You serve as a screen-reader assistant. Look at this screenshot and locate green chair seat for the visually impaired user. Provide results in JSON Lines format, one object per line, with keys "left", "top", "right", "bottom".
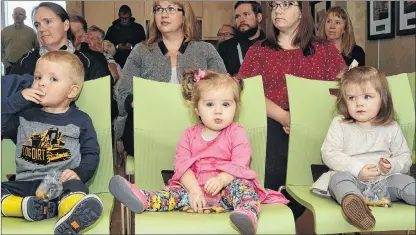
{"left": 1, "top": 193, "right": 113, "bottom": 234}
{"left": 135, "top": 204, "right": 294, "bottom": 234}
{"left": 287, "top": 186, "right": 416, "bottom": 234}
{"left": 131, "top": 76, "right": 295, "bottom": 234}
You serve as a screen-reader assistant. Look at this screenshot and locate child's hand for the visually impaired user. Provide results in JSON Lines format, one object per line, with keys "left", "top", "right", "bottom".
{"left": 60, "top": 169, "right": 80, "bottom": 183}
{"left": 378, "top": 158, "right": 392, "bottom": 174}
{"left": 204, "top": 177, "right": 224, "bottom": 196}
{"left": 359, "top": 164, "right": 380, "bottom": 182}
{"left": 189, "top": 189, "right": 207, "bottom": 212}
{"left": 21, "top": 88, "right": 45, "bottom": 104}
{"left": 35, "top": 188, "right": 47, "bottom": 199}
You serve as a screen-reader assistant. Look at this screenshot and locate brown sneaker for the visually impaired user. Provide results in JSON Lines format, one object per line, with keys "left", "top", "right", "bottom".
{"left": 341, "top": 194, "right": 376, "bottom": 230}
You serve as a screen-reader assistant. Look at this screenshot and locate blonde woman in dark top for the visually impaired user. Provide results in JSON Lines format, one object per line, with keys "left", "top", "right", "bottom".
{"left": 318, "top": 6, "right": 365, "bottom": 68}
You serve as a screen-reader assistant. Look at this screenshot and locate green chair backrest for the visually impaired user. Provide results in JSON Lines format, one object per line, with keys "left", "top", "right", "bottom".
{"left": 286, "top": 73, "right": 415, "bottom": 186}
{"left": 76, "top": 76, "right": 113, "bottom": 193}
{"left": 389, "top": 73, "right": 416, "bottom": 162}
{"left": 133, "top": 76, "right": 267, "bottom": 190}
{"left": 408, "top": 72, "right": 415, "bottom": 110}
{"left": 1, "top": 76, "right": 113, "bottom": 194}
{"left": 1, "top": 139, "right": 16, "bottom": 181}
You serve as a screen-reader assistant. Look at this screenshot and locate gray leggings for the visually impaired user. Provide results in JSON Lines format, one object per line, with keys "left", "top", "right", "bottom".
{"left": 328, "top": 172, "right": 415, "bottom": 205}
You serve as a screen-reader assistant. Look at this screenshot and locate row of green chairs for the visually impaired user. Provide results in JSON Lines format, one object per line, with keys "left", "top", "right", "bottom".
{"left": 2, "top": 73, "right": 414, "bottom": 234}
{"left": 285, "top": 72, "right": 415, "bottom": 234}
{"left": 1, "top": 76, "right": 114, "bottom": 234}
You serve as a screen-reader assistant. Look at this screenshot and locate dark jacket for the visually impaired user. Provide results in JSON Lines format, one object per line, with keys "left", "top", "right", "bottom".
{"left": 342, "top": 45, "right": 365, "bottom": 67}
{"left": 218, "top": 31, "right": 266, "bottom": 76}
{"left": 10, "top": 48, "right": 111, "bottom": 82}
{"left": 105, "top": 17, "right": 146, "bottom": 67}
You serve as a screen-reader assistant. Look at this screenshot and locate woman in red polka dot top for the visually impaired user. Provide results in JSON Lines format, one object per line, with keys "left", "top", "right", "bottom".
{"left": 238, "top": 1, "right": 347, "bottom": 220}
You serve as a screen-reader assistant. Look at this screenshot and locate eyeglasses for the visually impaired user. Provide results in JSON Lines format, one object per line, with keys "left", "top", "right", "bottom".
{"left": 153, "top": 6, "right": 184, "bottom": 15}
{"left": 269, "top": 1, "right": 299, "bottom": 10}
{"left": 217, "top": 32, "right": 234, "bottom": 37}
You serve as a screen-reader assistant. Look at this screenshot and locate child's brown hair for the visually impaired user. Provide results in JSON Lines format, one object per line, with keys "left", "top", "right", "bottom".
{"left": 336, "top": 66, "right": 395, "bottom": 125}
{"left": 181, "top": 69, "right": 244, "bottom": 112}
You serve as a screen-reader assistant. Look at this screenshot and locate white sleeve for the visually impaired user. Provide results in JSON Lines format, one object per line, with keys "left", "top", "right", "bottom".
{"left": 321, "top": 117, "right": 366, "bottom": 177}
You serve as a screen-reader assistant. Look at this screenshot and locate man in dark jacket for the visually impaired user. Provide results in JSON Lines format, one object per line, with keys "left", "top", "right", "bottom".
{"left": 105, "top": 5, "right": 146, "bottom": 68}
{"left": 218, "top": 1, "right": 265, "bottom": 76}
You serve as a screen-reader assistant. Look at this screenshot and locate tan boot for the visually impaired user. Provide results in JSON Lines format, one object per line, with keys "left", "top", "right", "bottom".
{"left": 341, "top": 194, "right": 376, "bottom": 230}
{"left": 54, "top": 193, "right": 103, "bottom": 234}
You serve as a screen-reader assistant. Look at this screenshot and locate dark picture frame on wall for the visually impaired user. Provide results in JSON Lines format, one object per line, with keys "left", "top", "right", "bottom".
{"left": 396, "top": 1, "right": 416, "bottom": 36}
{"left": 310, "top": 1, "right": 331, "bottom": 35}
{"left": 367, "top": 1, "right": 395, "bottom": 40}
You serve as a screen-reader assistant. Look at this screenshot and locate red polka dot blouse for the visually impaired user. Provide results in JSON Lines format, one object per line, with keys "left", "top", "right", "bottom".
{"left": 238, "top": 41, "right": 346, "bottom": 110}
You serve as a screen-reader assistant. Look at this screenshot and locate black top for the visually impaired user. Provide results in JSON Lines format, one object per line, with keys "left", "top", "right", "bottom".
{"left": 218, "top": 31, "right": 266, "bottom": 76}
{"left": 105, "top": 17, "right": 146, "bottom": 67}
{"left": 10, "top": 48, "right": 111, "bottom": 82}
{"left": 343, "top": 45, "right": 365, "bottom": 67}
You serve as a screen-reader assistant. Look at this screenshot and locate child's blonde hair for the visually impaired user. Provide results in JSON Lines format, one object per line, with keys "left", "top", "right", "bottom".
{"left": 37, "top": 51, "right": 85, "bottom": 99}
{"left": 181, "top": 69, "right": 244, "bottom": 112}
{"left": 103, "top": 40, "right": 116, "bottom": 57}
{"left": 336, "top": 66, "right": 395, "bottom": 125}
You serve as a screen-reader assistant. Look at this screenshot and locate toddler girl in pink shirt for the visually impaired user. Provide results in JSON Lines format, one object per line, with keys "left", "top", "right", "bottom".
{"left": 109, "top": 69, "right": 288, "bottom": 234}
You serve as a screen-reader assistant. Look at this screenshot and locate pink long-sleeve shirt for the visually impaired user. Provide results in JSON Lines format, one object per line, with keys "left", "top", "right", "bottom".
{"left": 168, "top": 123, "right": 289, "bottom": 205}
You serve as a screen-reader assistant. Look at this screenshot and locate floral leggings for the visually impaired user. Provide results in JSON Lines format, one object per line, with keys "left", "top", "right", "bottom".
{"left": 142, "top": 179, "right": 260, "bottom": 218}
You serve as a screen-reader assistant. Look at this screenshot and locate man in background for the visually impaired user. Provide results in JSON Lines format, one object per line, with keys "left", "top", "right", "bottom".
{"left": 218, "top": 1, "right": 265, "bottom": 75}
{"left": 105, "top": 5, "right": 146, "bottom": 68}
{"left": 216, "top": 24, "right": 235, "bottom": 47}
{"left": 1, "top": 7, "right": 38, "bottom": 75}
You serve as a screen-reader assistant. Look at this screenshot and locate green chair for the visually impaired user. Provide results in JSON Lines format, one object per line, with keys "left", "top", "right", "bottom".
{"left": 408, "top": 72, "right": 415, "bottom": 108}
{"left": 408, "top": 72, "right": 416, "bottom": 162}
{"left": 130, "top": 76, "right": 295, "bottom": 234}
{"left": 1, "top": 138, "right": 16, "bottom": 181}
{"left": 1, "top": 76, "right": 114, "bottom": 234}
{"left": 285, "top": 73, "right": 416, "bottom": 234}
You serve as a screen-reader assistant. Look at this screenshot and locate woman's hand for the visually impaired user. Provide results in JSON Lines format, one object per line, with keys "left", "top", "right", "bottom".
{"left": 278, "top": 110, "right": 290, "bottom": 127}
{"left": 188, "top": 188, "right": 207, "bottom": 212}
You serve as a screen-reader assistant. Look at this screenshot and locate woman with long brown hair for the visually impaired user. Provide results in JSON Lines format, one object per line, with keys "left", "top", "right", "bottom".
{"left": 238, "top": 1, "right": 346, "bottom": 219}
{"left": 318, "top": 6, "right": 365, "bottom": 67}
{"left": 115, "top": 1, "right": 226, "bottom": 156}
